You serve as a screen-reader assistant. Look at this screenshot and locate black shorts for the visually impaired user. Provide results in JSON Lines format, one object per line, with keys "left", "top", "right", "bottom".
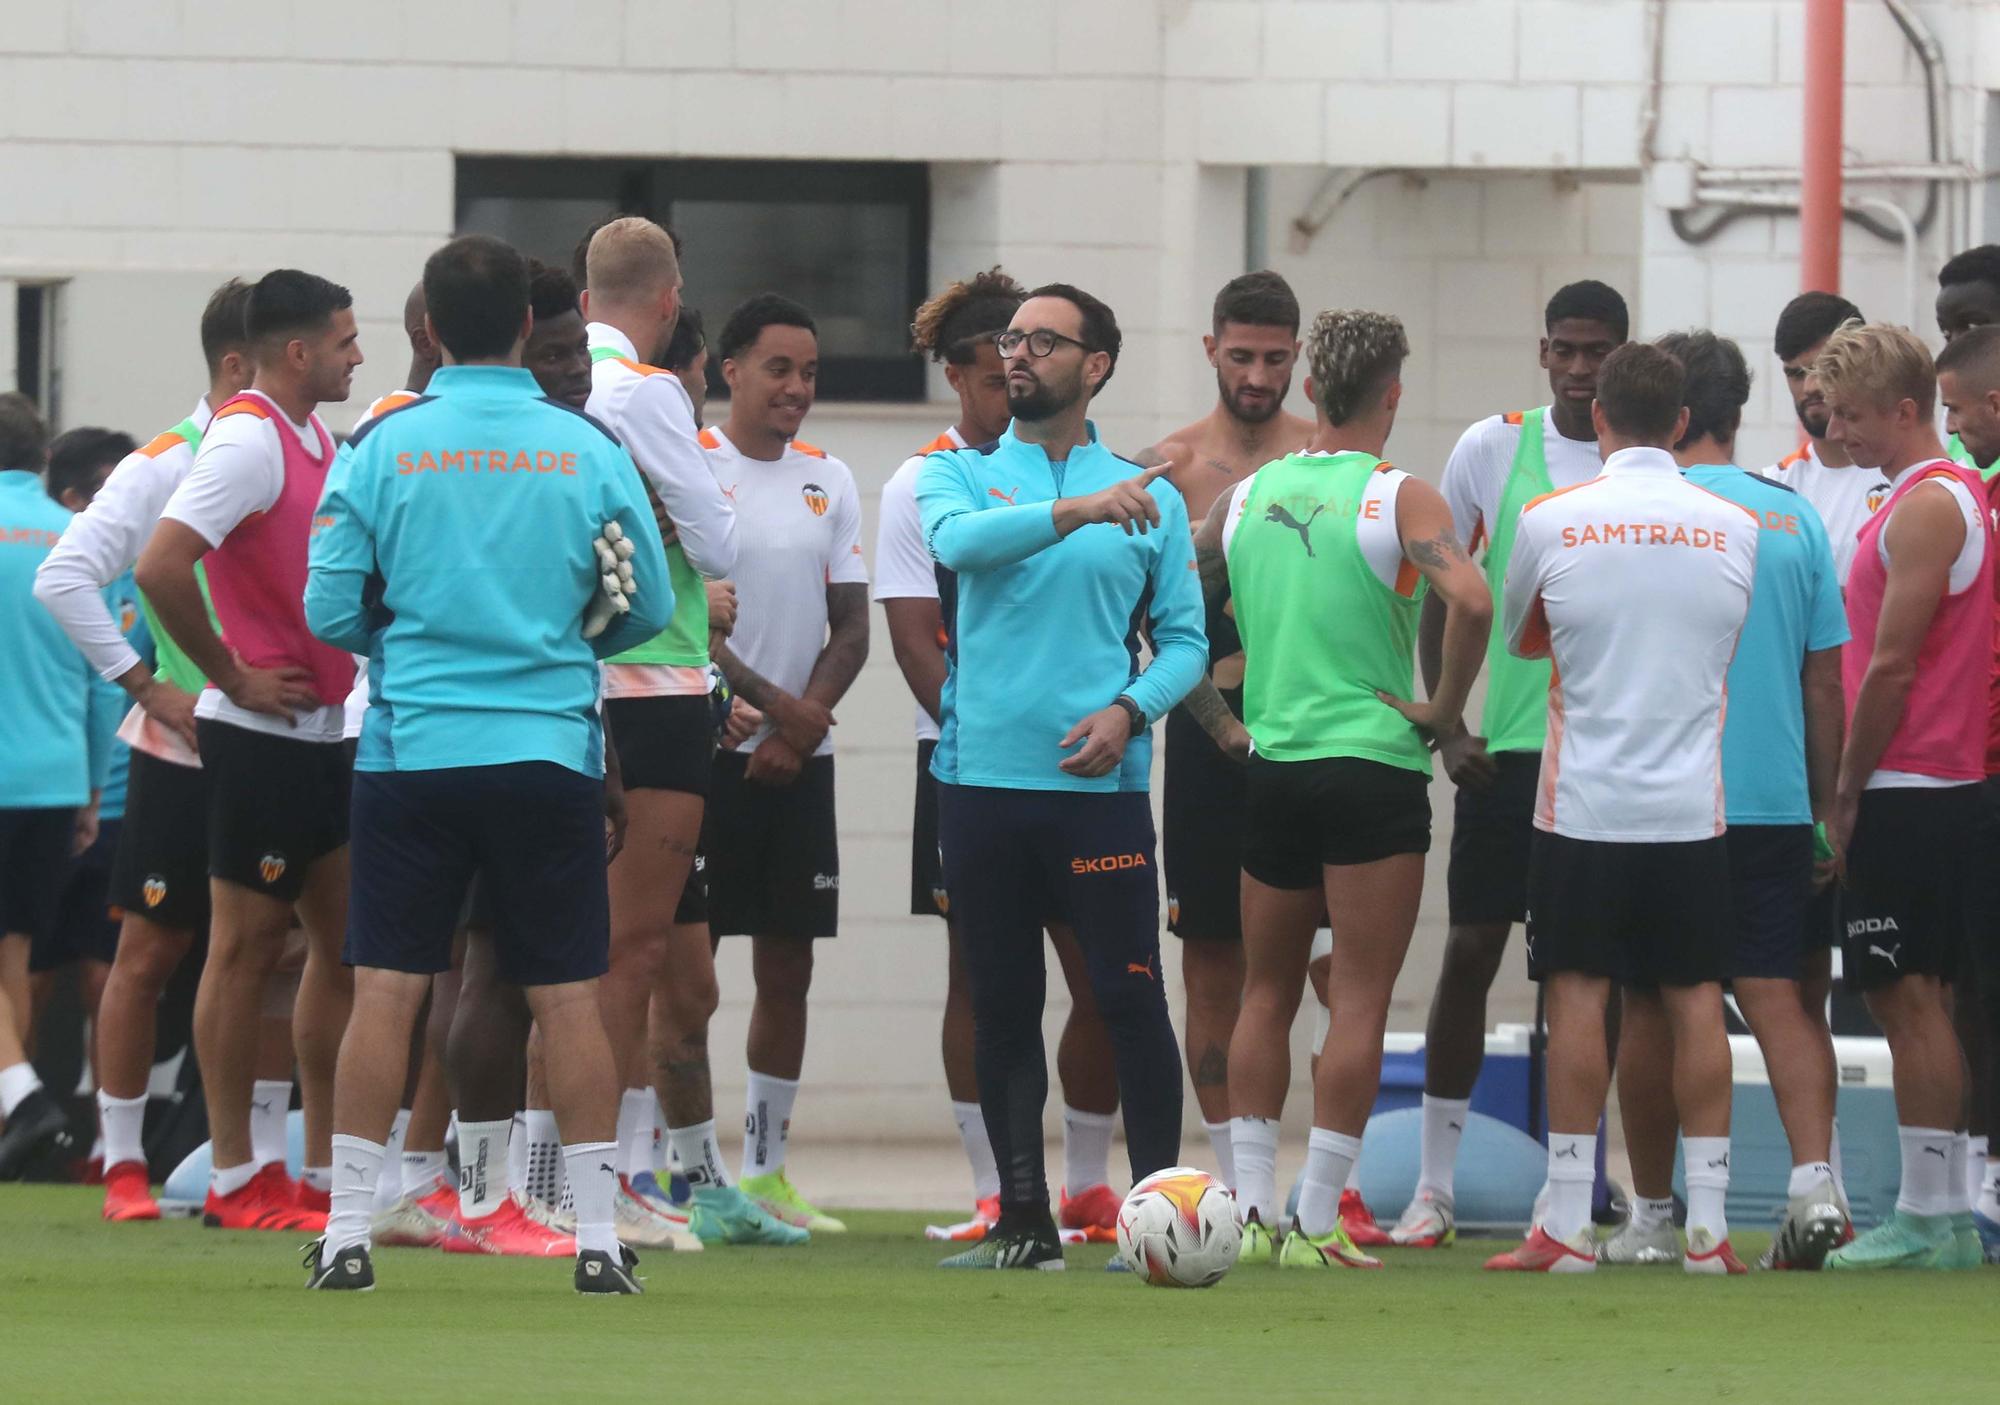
{"left": 109, "top": 750, "right": 210, "bottom": 931}
{"left": 1974, "top": 777, "right": 2000, "bottom": 1000}
{"left": 0, "top": 807, "right": 75, "bottom": 943}
{"left": 702, "top": 750, "right": 838, "bottom": 940}
{"left": 347, "top": 762, "right": 610, "bottom": 987}
{"left": 1526, "top": 830, "right": 1732, "bottom": 986}
{"left": 1242, "top": 755, "right": 1431, "bottom": 888}
{"left": 31, "top": 820, "right": 122, "bottom": 972}
{"left": 675, "top": 852, "right": 708, "bottom": 927}
{"left": 607, "top": 695, "right": 713, "bottom": 797}
{"left": 1163, "top": 701, "right": 1246, "bottom": 941}
{"left": 911, "top": 740, "right": 948, "bottom": 919}
{"left": 1840, "top": 783, "right": 1979, "bottom": 992}
{"left": 197, "top": 720, "right": 350, "bottom": 903}
{"left": 1725, "top": 824, "right": 1814, "bottom": 981}
{"left": 1447, "top": 749, "right": 1541, "bottom": 926}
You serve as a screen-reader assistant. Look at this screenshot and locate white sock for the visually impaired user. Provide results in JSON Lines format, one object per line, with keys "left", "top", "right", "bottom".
{"left": 1544, "top": 1133, "right": 1596, "bottom": 1242}
{"left": 616, "top": 1088, "right": 654, "bottom": 1182}
{"left": 1416, "top": 1095, "right": 1469, "bottom": 1202}
{"left": 1829, "top": 1118, "right": 1848, "bottom": 1204}
{"left": 0, "top": 1061, "right": 40, "bottom": 1117}
{"left": 97, "top": 1090, "right": 146, "bottom": 1170}
{"left": 1630, "top": 1195, "right": 1675, "bottom": 1231}
{"left": 667, "top": 1119, "right": 730, "bottom": 1191}
{"left": 1203, "top": 1120, "right": 1235, "bottom": 1188}
{"left": 1062, "top": 1105, "right": 1115, "bottom": 1193}
{"left": 951, "top": 1101, "right": 1000, "bottom": 1201}
{"left": 1894, "top": 1125, "right": 1955, "bottom": 1218}
{"left": 743, "top": 1072, "right": 799, "bottom": 1178}
{"left": 211, "top": 1159, "right": 258, "bottom": 1198}
{"left": 456, "top": 1118, "right": 511, "bottom": 1220}
{"left": 507, "top": 1113, "right": 527, "bottom": 1196}
{"left": 1231, "top": 1117, "right": 1280, "bottom": 1226}
{"left": 1949, "top": 1132, "right": 1972, "bottom": 1215}
{"left": 1344, "top": 1155, "right": 1364, "bottom": 1193}
{"left": 1682, "top": 1135, "right": 1730, "bottom": 1242}
{"left": 1296, "top": 1127, "right": 1362, "bottom": 1237}
{"left": 1979, "top": 1158, "right": 2000, "bottom": 1222}
{"left": 402, "top": 1148, "right": 448, "bottom": 1197}
{"left": 1786, "top": 1160, "right": 1835, "bottom": 1198}
{"left": 651, "top": 1112, "right": 668, "bottom": 1176}
{"left": 564, "top": 1140, "right": 619, "bottom": 1257}
{"left": 373, "top": 1109, "right": 411, "bottom": 1212}
{"left": 524, "top": 1108, "right": 563, "bottom": 1204}
{"left": 1966, "top": 1136, "right": 1988, "bottom": 1212}
{"left": 325, "top": 1134, "right": 382, "bottom": 1255}
{"left": 249, "top": 1080, "right": 291, "bottom": 1169}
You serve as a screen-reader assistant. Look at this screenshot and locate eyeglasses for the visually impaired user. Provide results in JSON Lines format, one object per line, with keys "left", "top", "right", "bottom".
{"left": 994, "top": 328, "right": 1091, "bottom": 359}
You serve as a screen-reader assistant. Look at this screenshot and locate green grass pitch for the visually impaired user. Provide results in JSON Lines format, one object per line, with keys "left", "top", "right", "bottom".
{"left": 1, "top": 1187, "right": 1990, "bottom": 1403}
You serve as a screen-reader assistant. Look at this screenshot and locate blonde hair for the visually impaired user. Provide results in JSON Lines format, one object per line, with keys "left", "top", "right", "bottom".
{"left": 1305, "top": 309, "right": 1408, "bottom": 425}
{"left": 584, "top": 216, "right": 680, "bottom": 307}
{"left": 1813, "top": 319, "right": 1935, "bottom": 417}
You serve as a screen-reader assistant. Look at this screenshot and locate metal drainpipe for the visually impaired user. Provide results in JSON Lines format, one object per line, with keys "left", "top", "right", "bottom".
{"left": 1245, "top": 166, "right": 1270, "bottom": 271}
{"left": 1801, "top": 0, "right": 1845, "bottom": 292}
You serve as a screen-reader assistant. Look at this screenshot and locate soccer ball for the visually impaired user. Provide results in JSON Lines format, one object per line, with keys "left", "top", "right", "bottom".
{"left": 1115, "top": 1167, "right": 1241, "bottom": 1287}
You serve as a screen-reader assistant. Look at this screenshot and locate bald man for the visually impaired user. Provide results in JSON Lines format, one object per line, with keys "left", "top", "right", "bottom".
{"left": 581, "top": 216, "right": 754, "bottom": 1242}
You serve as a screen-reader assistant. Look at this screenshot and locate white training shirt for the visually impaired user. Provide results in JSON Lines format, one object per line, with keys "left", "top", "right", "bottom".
{"left": 158, "top": 389, "right": 346, "bottom": 744}
{"left": 1866, "top": 460, "right": 1988, "bottom": 792}
{"left": 1763, "top": 441, "right": 1893, "bottom": 586}
{"left": 872, "top": 426, "right": 965, "bottom": 744}
{"left": 586, "top": 321, "right": 738, "bottom": 699}
{"left": 34, "top": 398, "right": 212, "bottom": 768}
{"left": 703, "top": 425, "right": 868, "bottom": 756}
{"left": 1217, "top": 455, "right": 1411, "bottom": 585}
{"left": 1441, "top": 406, "right": 1603, "bottom": 554}
{"left": 1502, "top": 446, "right": 1758, "bottom": 843}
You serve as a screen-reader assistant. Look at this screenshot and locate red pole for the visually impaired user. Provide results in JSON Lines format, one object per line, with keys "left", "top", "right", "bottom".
{"left": 1801, "top": 0, "right": 1845, "bottom": 293}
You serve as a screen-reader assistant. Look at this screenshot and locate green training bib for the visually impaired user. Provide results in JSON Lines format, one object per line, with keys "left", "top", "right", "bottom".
{"left": 1478, "top": 410, "right": 1555, "bottom": 753}
{"left": 136, "top": 417, "right": 218, "bottom": 694}
{"left": 1228, "top": 452, "right": 1429, "bottom": 772}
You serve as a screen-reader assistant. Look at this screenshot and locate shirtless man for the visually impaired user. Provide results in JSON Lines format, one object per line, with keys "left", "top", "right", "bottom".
{"left": 1140, "top": 272, "right": 1313, "bottom": 1187}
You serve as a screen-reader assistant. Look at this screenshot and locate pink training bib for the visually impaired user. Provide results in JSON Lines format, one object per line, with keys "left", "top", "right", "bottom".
{"left": 202, "top": 395, "right": 356, "bottom": 706}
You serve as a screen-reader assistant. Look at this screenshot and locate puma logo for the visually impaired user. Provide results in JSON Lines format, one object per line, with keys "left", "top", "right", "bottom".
{"left": 1265, "top": 501, "right": 1326, "bottom": 556}
{"left": 1923, "top": 1144, "right": 1949, "bottom": 1159}
{"left": 988, "top": 486, "right": 1020, "bottom": 506}
{"left": 1553, "top": 1145, "right": 1581, "bottom": 1160}
{"left": 1868, "top": 943, "right": 1902, "bottom": 969}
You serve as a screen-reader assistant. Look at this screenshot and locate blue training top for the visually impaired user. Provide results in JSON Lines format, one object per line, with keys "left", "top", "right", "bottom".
{"left": 305, "top": 364, "right": 673, "bottom": 778}
{"left": 916, "top": 422, "right": 1207, "bottom": 794}
{"left": 1685, "top": 463, "right": 1849, "bottom": 826}
{"left": 1, "top": 470, "right": 112, "bottom": 807}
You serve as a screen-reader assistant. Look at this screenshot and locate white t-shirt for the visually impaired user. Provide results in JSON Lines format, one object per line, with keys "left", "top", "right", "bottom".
{"left": 872, "top": 427, "right": 964, "bottom": 744}
{"left": 1218, "top": 455, "right": 1410, "bottom": 585}
{"left": 1502, "top": 447, "right": 1758, "bottom": 843}
{"left": 703, "top": 426, "right": 868, "bottom": 755}
{"left": 158, "top": 390, "right": 345, "bottom": 744}
{"left": 1866, "top": 460, "right": 1989, "bottom": 791}
{"left": 35, "top": 398, "right": 212, "bottom": 767}
{"left": 1763, "top": 441, "right": 1893, "bottom": 587}
{"left": 1442, "top": 406, "right": 1603, "bottom": 555}
{"left": 586, "top": 322, "right": 738, "bottom": 700}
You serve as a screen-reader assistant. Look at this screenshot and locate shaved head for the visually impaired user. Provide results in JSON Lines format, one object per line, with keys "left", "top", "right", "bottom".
{"left": 1936, "top": 322, "right": 2000, "bottom": 393}
{"left": 586, "top": 216, "right": 681, "bottom": 308}
{"left": 402, "top": 281, "right": 427, "bottom": 337}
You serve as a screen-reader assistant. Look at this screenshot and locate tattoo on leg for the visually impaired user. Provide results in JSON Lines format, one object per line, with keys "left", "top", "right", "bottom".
{"left": 1192, "top": 1043, "right": 1229, "bottom": 1087}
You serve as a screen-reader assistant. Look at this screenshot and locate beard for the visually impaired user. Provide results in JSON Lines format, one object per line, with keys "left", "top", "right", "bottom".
{"left": 1792, "top": 396, "right": 1830, "bottom": 439}
{"left": 1008, "top": 368, "right": 1080, "bottom": 423}
{"left": 1220, "top": 371, "right": 1287, "bottom": 425}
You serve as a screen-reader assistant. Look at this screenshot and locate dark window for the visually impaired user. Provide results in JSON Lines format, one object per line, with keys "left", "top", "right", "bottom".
{"left": 457, "top": 157, "right": 929, "bottom": 402}
{"left": 15, "top": 283, "right": 60, "bottom": 425}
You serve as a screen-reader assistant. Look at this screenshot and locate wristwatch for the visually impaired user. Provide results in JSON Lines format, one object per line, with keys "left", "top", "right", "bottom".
{"left": 1111, "top": 694, "right": 1147, "bottom": 734}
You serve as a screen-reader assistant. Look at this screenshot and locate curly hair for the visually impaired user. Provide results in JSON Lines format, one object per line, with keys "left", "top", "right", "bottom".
{"left": 911, "top": 268, "right": 1026, "bottom": 365}
{"left": 1304, "top": 309, "right": 1409, "bottom": 425}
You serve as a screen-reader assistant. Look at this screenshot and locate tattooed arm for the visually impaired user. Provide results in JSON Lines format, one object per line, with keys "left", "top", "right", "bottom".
{"left": 1175, "top": 494, "right": 1251, "bottom": 760}
{"left": 1375, "top": 479, "right": 1491, "bottom": 740}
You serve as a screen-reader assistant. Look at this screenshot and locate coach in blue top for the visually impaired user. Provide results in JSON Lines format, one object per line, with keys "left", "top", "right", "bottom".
{"left": 1612, "top": 329, "right": 1853, "bottom": 1272}
{"left": 917, "top": 283, "right": 1207, "bottom": 1269}
{"left": 303, "top": 234, "right": 669, "bottom": 1295}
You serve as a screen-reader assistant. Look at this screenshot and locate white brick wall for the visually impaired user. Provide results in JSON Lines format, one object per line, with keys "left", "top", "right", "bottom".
{"left": 0, "top": 0, "right": 1985, "bottom": 1147}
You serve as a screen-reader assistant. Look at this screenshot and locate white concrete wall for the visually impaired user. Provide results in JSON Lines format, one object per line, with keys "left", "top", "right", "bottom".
{"left": 3, "top": 0, "right": 1992, "bottom": 1159}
